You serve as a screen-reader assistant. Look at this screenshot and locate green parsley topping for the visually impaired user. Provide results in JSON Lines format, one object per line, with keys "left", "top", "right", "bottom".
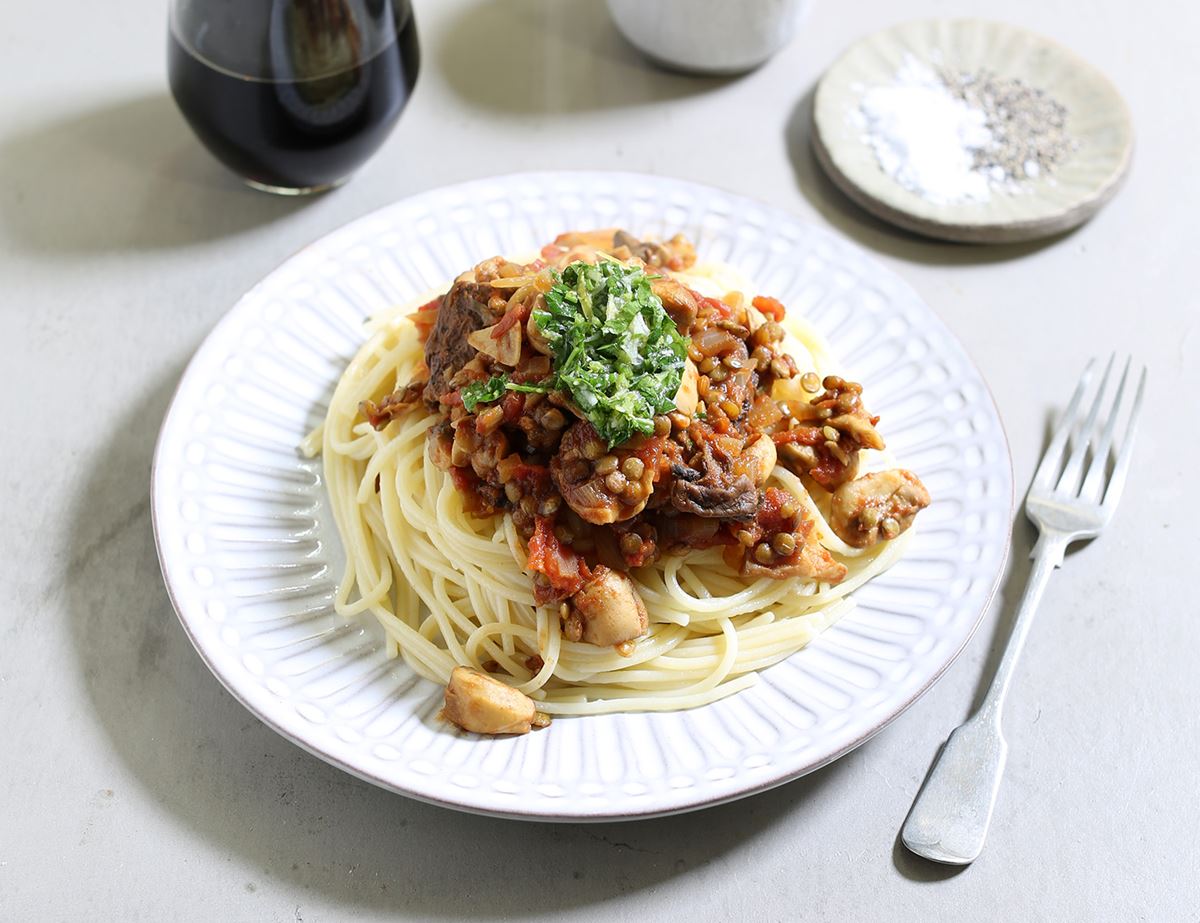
{"left": 460, "top": 375, "right": 549, "bottom": 411}
{"left": 460, "top": 376, "right": 508, "bottom": 412}
{"left": 533, "top": 259, "right": 687, "bottom": 447}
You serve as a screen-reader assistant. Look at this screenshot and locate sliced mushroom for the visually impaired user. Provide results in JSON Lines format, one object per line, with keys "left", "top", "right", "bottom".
{"left": 471, "top": 255, "right": 507, "bottom": 283}
{"left": 526, "top": 310, "right": 552, "bottom": 356}
{"left": 736, "top": 523, "right": 848, "bottom": 585}
{"left": 829, "top": 469, "right": 931, "bottom": 548}
{"left": 829, "top": 411, "right": 885, "bottom": 452}
{"left": 612, "top": 229, "right": 671, "bottom": 267}
{"left": 673, "top": 359, "right": 699, "bottom": 417}
{"left": 775, "top": 376, "right": 885, "bottom": 491}
{"left": 616, "top": 231, "right": 697, "bottom": 270}
{"left": 792, "top": 535, "right": 849, "bottom": 583}
{"left": 744, "top": 300, "right": 767, "bottom": 334}
{"left": 442, "top": 666, "right": 539, "bottom": 735}
{"left": 550, "top": 421, "right": 655, "bottom": 524}
{"left": 739, "top": 540, "right": 846, "bottom": 583}
{"left": 570, "top": 566, "right": 649, "bottom": 647}
{"left": 426, "top": 421, "right": 454, "bottom": 470}
{"left": 738, "top": 435, "right": 777, "bottom": 486}
{"left": 467, "top": 321, "right": 522, "bottom": 367}
{"left": 670, "top": 436, "right": 758, "bottom": 521}
{"left": 450, "top": 421, "right": 478, "bottom": 468}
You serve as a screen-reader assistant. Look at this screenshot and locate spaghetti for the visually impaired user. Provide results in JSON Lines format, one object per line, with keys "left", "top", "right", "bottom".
{"left": 303, "top": 231, "right": 927, "bottom": 723}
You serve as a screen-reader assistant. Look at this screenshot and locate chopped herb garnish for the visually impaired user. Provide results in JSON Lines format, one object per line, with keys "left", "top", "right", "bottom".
{"left": 533, "top": 259, "right": 687, "bottom": 447}
{"left": 460, "top": 376, "right": 508, "bottom": 412}
{"left": 461, "top": 375, "right": 550, "bottom": 410}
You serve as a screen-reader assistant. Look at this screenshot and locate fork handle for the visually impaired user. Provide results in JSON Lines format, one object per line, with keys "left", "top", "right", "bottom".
{"left": 901, "top": 533, "right": 1065, "bottom": 864}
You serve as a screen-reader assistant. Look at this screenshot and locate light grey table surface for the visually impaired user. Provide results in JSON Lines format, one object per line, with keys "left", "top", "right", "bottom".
{"left": 2, "top": 1, "right": 1197, "bottom": 920}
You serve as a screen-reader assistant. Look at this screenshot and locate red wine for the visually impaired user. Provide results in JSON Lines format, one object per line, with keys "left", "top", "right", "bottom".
{"left": 169, "top": 0, "right": 419, "bottom": 191}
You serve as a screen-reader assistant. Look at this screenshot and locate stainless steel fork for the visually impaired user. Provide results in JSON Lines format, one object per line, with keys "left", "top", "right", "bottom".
{"left": 901, "top": 355, "right": 1147, "bottom": 865}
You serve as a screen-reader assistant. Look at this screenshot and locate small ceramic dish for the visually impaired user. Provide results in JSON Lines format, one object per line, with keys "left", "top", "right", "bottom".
{"left": 813, "top": 19, "right": 1133, "bottom": 244}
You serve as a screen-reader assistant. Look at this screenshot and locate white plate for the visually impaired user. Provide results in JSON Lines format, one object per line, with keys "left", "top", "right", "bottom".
{"left": 152, "top": 171, "right": 1013, "bottom": 820}
{"left": 814, "top": 20, "right": 1134, "bottom": 243}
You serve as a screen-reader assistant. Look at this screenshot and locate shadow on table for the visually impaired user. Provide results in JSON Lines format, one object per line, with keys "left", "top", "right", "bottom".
{"left": 783, "top": 86, "right": 1076, "bottom": 265}
{"left": 63, "top": 367, "right": 855, "bottom": 917}
{"left": 0, "top": 94, "right": 311, "bottom": 254}
{"left": 437, "top": 0, "right": 733, "bottom": 113}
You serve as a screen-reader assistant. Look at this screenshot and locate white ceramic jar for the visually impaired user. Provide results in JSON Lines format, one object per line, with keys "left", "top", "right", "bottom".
{"left": 606, "top": 0, "right": 807, "bottom": 75}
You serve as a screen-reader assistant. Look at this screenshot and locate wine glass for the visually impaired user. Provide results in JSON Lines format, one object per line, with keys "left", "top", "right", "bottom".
{"left": 168, "top": 0, "right": 420, "bottom": 195}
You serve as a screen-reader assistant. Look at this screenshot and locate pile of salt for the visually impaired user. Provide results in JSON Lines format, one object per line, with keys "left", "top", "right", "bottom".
{"left": 857, "top": 56, "right": 1075, "bottom": 206}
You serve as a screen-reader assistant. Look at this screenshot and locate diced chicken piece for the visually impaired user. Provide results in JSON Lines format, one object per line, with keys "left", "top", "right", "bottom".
{"left": 830, "top": 469, "right": 931, "bottom": 548}
{"left": 442, "top": 666, "right": 538, "bottom": 735}
{"left": 569, "top": 566, "right": 649, "bottom": 647}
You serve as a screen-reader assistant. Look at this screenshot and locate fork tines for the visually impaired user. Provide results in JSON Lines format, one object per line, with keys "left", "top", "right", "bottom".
{"left": 1032, "top": 355, "right": 1147, "bottom": 511}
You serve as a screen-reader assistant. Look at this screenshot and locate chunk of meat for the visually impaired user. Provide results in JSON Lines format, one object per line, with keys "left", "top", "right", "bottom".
{"left": 360, "top": 378, "right": 426, "bottom": 429}
{"left": 829, "top": 469, "right": 931, "bottom": 548}
{"left": 550, "top": 421, "right": 658, "bottom": 525}
{"left": 442, "top": 666, "right": 540, "bottom": 735}
{"left": 671, "top": 438, "right": 758, "bottom": 520}
{"left": 567, "top": 566, "right": 649, "bottom": 647}
{"left": 422, "top": 281, "right": 498, "bottom": 403}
